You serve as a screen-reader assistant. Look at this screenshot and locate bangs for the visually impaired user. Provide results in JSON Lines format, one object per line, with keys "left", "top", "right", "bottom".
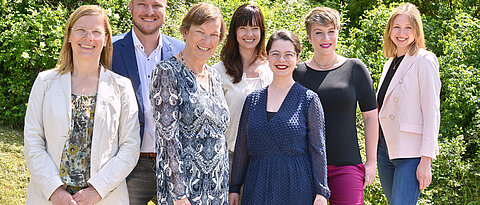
{"left": 233, "top": 7, "right": 263, "bottom": 28}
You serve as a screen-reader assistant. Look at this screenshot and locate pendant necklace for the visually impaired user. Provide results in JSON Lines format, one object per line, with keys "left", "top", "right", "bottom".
{"left": 392, "top": 56, "right": 404, "bottom": 70}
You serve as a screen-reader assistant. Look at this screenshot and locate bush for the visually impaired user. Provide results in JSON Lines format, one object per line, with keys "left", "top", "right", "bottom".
{"left": 344, "top": 2, "right": 480, "bottom": 203}
{"left": 1, "top": 0, "right": 479, "bottom": 204}
{"left": 0, "top": 0, "right": 68, "bottom": 127}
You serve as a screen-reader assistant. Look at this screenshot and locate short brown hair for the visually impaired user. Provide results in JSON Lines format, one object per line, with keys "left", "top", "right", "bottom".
{"left": 305, "top": 7, "right": 340, "bottom": 35}
{"left": 179, "top": 3, "right": 226, "bottom": 42}
{"left": 56, "top": 5, "right": 112, "bottom": 74}
{"left": 383, "top": 3, "right": 426, "bottom": 58}
{"left": 266, "top": 30, "right": 302, "bottom": 55}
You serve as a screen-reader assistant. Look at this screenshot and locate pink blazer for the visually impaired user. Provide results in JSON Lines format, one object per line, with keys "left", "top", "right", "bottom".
{"left": 377, "top": 48, "right": 441, "bottom": 160}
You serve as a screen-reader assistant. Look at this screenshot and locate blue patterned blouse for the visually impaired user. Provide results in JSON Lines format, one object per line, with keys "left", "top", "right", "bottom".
{"left": 150, "top": 57, "right": 230, "bottom": 205}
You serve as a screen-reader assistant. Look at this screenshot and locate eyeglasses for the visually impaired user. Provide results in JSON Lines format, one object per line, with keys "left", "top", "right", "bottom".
{"left": 268, "top": 51, "right": 297, "bottom": 61}
{"left": 71, "top": 28, "right": 105, "bottom": 39}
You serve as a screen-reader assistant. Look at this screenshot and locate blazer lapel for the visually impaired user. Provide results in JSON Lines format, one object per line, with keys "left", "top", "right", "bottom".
{"left": 60, "top": 72, "right": 72, "bottom": 123}
{"left": 383, "top": 52, "right": 416, "bottom": 104}
{"left": 161, "top": 34, "right": 173, "bottom": 60}
{"left": 120, "top": 31, "right": 143, "bottom": 107}
{"left": 92, "top": 68, "right": 110, "bottom": 142}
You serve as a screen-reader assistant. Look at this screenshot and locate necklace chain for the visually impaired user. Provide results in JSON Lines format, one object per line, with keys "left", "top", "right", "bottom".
{"left": 179, "top": 51, "right": 207, "bottom": 76}
{"left": 392, "top": 56, "right": 403, "bottom": 70}
{"left": 312, "top": 54, "right": 337, "bottom": 70}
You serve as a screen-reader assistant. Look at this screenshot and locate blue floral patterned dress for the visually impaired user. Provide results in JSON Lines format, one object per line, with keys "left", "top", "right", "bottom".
{"left": 150, "top": 57, "right": 230, "bottom": 205}
{"left": 59, "top": 94, "right": 96, "bottom": 194}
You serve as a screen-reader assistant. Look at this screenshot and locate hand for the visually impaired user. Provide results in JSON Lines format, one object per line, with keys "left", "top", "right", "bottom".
{"left": 363, "top": 161, "right": 376, "bottom": 189}
{"left": 228, "top": 193, "right": 240, "bottom": 205}
{"left": 417, "top": 156, "right": 432, "bottom": 190}
{"left": 173, "top": 198, "right": 191, "bottom": 205}
{"left": 50, "top": 186, "right": 78, "bottom": 205}
{"left": 72, "top": 186, "right": 101, "bottom": 205}
{"left": 313, "top": 194, "right": 327, "bottom": 205}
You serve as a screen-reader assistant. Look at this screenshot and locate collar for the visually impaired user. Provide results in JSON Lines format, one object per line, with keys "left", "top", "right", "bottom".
{"left": 131, "top": 28, "right": 163, "bottom": 53}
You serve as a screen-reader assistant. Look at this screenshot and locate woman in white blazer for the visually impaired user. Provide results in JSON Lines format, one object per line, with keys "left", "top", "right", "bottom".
{"left": 23, "top": 5, "right": 140, "bottom": 205}
{"left": 376, "top": 3, "right": 440, "bottom": 205}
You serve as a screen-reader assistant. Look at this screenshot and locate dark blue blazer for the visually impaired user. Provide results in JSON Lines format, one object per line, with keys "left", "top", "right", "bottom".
{"left": 112, "top": 30, "right": 184, "bottom": 140}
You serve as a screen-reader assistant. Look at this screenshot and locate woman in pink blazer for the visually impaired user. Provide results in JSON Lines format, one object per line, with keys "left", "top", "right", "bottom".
{"left": 376, "top": 3, "right": 440, "bottom": 204}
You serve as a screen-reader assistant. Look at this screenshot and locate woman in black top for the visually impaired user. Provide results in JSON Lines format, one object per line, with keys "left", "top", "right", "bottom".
{"left": 293, "top": 7, "right": 379, "bottom": 204}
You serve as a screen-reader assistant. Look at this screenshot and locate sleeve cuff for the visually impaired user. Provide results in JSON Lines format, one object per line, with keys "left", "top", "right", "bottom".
{"left": 316, "top": 185, "right": 331, "bottom": 199}
{"left": 43, "top": 177, "right": 64, "bottom": 201}
{"left": 229, "top": 186, "right": 241, "bottom": 194}
{"left": 88, "top": 177, "right": 108, "bottom": 198}
{"left": 420, "top": 145, "right": 438, "bottom": 160}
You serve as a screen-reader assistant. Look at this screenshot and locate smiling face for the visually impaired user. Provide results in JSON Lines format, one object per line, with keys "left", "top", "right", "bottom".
{"left": 267, "top": 39, "right": 299, "bottom": 77}
{"left": 236, "top": 22, "right": 261, "bottom": 51}
{"left": 182, "top": 18, "right": 221, "bottom": 63}
{"left": 68, "top": 14, "right": 108, "bottom": 62}
{"left": 129, "top": 0, "right": 166, "bottom": 36}
{"left": 308, "top": 23, "right": 338, "bottom": 56}
{"left": 390, "top": 14, "right": 416, "bottom": 56}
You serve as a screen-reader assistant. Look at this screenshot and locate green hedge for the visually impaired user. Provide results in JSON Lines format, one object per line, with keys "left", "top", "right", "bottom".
{"left": 1, "top": 0, "right": 479, "bottom": 203}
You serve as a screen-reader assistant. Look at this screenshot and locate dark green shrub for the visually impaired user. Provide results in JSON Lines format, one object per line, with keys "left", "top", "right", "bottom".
{"left": 0, "top": 1, "right": 68, "bottom": 127}
{"left": 436, "top": 9, "right": 480, "bottom": 159}
{"left": 345, "top": 3, "right": 480, "bottom": 203}
{"left": 1, "top": 1, "right": 479, "bottom": 203}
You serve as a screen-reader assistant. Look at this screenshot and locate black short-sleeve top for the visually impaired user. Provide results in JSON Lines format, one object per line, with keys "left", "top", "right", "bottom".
{"left": 293, "top": 58, "right": 377, "bottom": 165}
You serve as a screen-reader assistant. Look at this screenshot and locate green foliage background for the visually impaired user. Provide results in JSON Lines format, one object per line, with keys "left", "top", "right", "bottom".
{"left": 1, "top": 0, "right": 479, "bottom": 204}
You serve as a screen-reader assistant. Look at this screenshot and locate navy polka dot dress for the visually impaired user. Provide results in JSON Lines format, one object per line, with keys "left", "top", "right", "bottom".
{"left": 230, "top": 83, "right": 331, "bottom": 204}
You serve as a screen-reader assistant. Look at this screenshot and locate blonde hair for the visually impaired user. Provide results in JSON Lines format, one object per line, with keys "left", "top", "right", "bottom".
{"left": 179, "top": 3, "right": 226, "bottom": 42}
{"left": 305, "top": 7, "right": 340, "bottom": 35}
{"left": 56, "top": 5, "right": 113, "bottom": 74}
{"left": 383, "top": 3, "right": 425, "bottom": 58}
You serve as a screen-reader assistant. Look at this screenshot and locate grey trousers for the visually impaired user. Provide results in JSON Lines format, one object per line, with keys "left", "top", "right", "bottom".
{"left": 127, "top": 156, "right": 157, "bottom": 205}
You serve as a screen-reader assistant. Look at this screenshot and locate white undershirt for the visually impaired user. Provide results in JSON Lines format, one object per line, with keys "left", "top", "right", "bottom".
{"left": 132, "top": 28, "right": 162, "bottom": 153}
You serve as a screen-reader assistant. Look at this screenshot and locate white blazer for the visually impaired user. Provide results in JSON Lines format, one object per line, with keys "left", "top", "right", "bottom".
{"left": 377, "top": 49, "right": 441, "bottom": 160}
{"left": 23, "top": 68, "right": 140, "bottom": 205}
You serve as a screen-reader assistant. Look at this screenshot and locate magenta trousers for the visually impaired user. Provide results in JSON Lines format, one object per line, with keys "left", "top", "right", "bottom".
{"left": 327, "top": 164, "right": 365, "bottom": 205}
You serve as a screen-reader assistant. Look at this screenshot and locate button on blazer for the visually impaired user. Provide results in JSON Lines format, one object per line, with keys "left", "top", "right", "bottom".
{"left": 377, "top": 49, "right": 441, "bottom": 160}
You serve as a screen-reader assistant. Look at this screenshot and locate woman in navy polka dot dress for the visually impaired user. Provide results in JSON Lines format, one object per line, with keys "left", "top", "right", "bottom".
{"left": 229, "top": 30, "right": 330, "bottom": 205}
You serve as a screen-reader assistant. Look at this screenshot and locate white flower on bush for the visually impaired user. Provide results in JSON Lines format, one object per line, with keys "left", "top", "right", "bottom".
{"left": 21, "top": 52, "right": 30, "bottom": 59}
{"left": 114, "top": 13, "right": 120, "bottom": 19}
{"left": 106, "top": 8, "right": 112, "bottom": 16}
{"left": 40, "top": 42, "right": 46, "bottom": 47}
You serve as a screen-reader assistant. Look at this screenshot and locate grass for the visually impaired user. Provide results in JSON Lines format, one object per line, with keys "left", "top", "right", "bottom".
{"left": 0, "top": 126, "right": 28, "bottom": 205}
{"left": 2, "top": 125, "right": 479, "bottom": 204}
{"left": 0, "top": 126, "right": 158, "bottom": 204}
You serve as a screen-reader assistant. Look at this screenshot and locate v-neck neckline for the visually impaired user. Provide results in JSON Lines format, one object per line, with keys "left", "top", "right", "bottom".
{"left": 264, "top": 82, "right": 297, "bottom": 123}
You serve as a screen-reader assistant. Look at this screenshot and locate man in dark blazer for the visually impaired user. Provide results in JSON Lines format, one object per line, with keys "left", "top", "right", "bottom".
{"left": 112, "top": 0, "right": 184, "bottom": 204}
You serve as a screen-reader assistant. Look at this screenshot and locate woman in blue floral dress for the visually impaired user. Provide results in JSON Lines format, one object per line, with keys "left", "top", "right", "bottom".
{"left": 150, "top": 4, "right": 230, "bottom": 205}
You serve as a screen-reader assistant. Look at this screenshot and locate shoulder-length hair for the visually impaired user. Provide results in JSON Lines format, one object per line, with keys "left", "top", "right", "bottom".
{"left": 220, "top": 4, "right": 267, "bottom": 84}
{"left": 56, "top": 5, "right": 113, "bottom": 74}
{"left": 383, "top": 3, "right": 425, "bottom": 58}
